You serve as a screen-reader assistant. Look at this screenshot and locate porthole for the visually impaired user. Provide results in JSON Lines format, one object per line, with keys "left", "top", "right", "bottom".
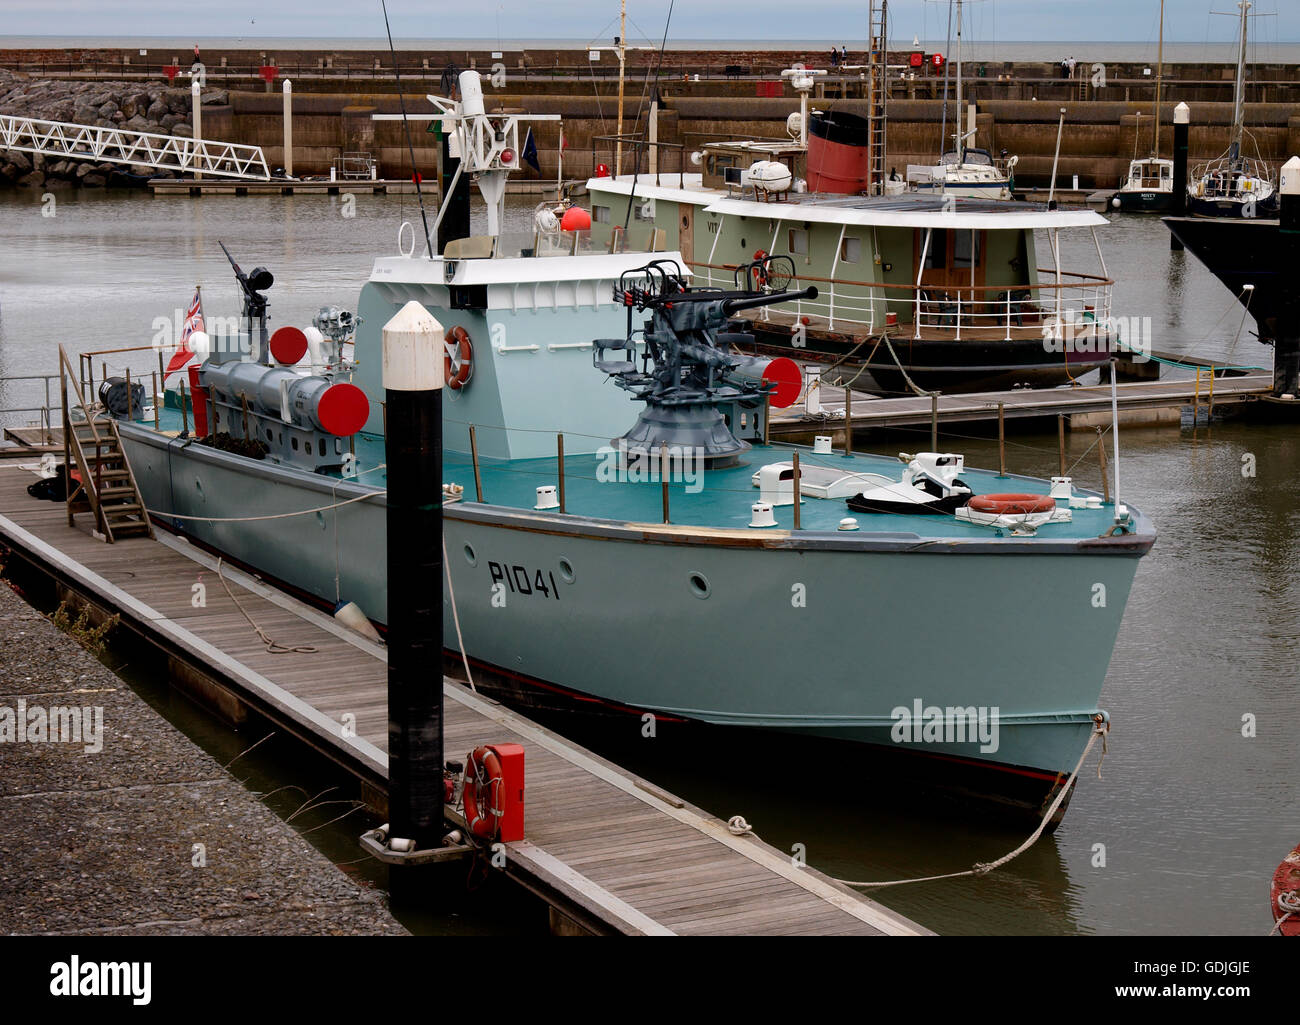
{"left": 688, "top": 572, "right": 710, "bottom": 599}
{"left": 464, "top": 543, "right": 477, "bottom": 566}
{"left": 558, "top": 557, "right": 575, "bottom": 583}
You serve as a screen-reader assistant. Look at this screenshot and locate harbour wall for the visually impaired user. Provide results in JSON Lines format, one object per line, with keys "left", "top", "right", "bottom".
{"left": 3, "top": 48, "right": 1299, "bottom": 189}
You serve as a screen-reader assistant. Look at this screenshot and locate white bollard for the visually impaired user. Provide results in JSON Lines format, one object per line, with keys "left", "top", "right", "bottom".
{"left": 283, "top": 79, "right": 293, "bottom": 178}
{"left": 191, "top": 80, "right": 202, "bottom": 181}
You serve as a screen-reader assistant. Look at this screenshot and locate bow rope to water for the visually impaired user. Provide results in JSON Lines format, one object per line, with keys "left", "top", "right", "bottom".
{"left": 727, "top": 719, "right": 1109, "bottom": 889}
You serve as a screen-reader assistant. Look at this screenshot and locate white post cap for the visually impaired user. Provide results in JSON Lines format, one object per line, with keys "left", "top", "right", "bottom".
{"left": 191, "top": 80, "right": 201, "bottom": 95}
{"left": 283, "top": 79, "right": 292, "bottom": 92}
{"left": 1280, "top": 156, "right": 1300, "bottom": 196}
{"left": 1174, "top": 102, "right": 1190, "bottom": 125}
{"left": 382, "top": 301, "right": 445, "bottom": 391}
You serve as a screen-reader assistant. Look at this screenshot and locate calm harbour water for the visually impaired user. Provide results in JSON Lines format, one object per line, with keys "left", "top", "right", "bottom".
{"left": 0, "top": 188, "right": 1295, "bottom": 935}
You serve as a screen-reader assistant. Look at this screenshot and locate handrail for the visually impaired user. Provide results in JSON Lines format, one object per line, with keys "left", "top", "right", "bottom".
{"left": 691, "top": 260, "right": 1115, "bottom": 293}
{"left": 58, "top": 345, "right": 100, "bottom": 446}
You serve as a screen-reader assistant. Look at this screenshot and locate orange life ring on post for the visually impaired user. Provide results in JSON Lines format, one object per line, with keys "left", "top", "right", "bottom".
{"left": 443, "top": 325, "right": 474, "bottom": 390}
{"left": 463, "top": 745, "right": 504, "bottom": 839}
{"left": 967, "top": 493, "right": 1057, "bottom": 516}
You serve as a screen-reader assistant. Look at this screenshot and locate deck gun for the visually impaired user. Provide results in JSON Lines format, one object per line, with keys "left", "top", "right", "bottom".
{"left": 219, "top": 240, "right": 275, "bottom": 364}
{"left": 594, "top": 259, "right": 815, "bottom": 468}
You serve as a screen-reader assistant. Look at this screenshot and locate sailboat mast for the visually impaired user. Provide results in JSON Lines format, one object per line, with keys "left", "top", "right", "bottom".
{"left": 1231, "top": 0, "right": 1250, "bottom": 160}
{"left": 955, "top": 0, "right": 963, "bottom": 160}
{"left": 940, "top": 0, "right": 953, "bottom": 159}
{"left": 616, "top": 0, "right": 627, "bottom": 176}
{"left": 1153, "top": 0, "right": 1164, "bottom": 157}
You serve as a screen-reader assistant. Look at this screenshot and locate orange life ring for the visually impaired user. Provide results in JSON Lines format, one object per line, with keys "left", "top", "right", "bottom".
{"left": 443, "top": 325, "right": 473, "bottom": 390}
{"left": 967, "top": 493, "right": 1056, "bottom": 515}
{"left": 463, "top": 745, "right": 504, "bottom": 839}
{"left": 752, "top": 248, "right": 770, "bottom": 287}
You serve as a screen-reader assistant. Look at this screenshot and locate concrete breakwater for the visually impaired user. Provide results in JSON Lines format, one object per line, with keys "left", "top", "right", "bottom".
{"left": 0, "top": 577, "right": 407, "bottom": 936}
{"left": 3, "top": 48, "right": 1298, "bottom": 189}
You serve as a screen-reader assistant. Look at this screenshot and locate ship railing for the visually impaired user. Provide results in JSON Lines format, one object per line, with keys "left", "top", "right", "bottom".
{"left": 0, "top": 373, "right": 60, "bottom": 441}
{"left": 691, "top": 261, "right": 1113, "bottom": 342}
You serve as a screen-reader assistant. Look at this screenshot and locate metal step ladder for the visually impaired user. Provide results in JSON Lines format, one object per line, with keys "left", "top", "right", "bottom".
{"left": 58, "top": 347, "right": 152, "bottom": 542}
{"left": 866, "top": 0, "right": 890, "bottom": 194}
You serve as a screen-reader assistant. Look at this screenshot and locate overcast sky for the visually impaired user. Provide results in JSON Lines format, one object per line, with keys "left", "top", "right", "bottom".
{"left": 2, "top": 0, "right": 1295, "bottom": 44}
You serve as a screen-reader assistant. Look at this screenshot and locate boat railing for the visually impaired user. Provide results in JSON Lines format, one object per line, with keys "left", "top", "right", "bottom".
{"left": 1191, "top": 156, "right": 1275, "bottom": 200}
{"left": 691, "top": 261, "right": 1113, "bottom": 342}
{"left": 0, "top": 373, "right": 60, "bottom": 440}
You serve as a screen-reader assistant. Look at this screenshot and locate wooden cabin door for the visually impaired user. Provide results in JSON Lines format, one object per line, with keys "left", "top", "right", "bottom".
{"left": 914, "top": 228, "right": 988, "bottom": 323}
{"left": 679, "top": 205, "right": 694, "bottom": 265}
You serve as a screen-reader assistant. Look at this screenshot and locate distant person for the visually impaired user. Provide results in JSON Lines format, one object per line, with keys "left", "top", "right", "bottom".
{"left": 1066, "top": 56, "right": 1077, "bottom": 78}
{"left": 1060, "top": 58, "right": 1069, "bottom": 79}
{"left": 830, "top": 47, "right": 839, "bottom": 68}
{"left": 192, "top": 44, "right": 202, "bottom": 72}
{"left": 841, "top": 45, "right": 848, "bottom": 65}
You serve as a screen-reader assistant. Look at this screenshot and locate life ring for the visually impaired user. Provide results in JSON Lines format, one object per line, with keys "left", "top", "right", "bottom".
{"left": 967, "top": 493, "right": 1056, "bottom": 515}
{"left": 752, "top": 248, "right": 770, "bottom": 288}
{"left": 463, "top": 745, "right": 504, "bottom": 839}
{"left": 443, "top": 325, "right": 473, "bottom": 390}
{"left": 1271, "top": 842, "right": 1300, "bottom": 937}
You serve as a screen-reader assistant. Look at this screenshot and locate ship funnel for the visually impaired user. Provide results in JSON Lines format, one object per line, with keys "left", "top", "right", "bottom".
{"left": 806, "top": 111, "right": 871, "bottom": 194}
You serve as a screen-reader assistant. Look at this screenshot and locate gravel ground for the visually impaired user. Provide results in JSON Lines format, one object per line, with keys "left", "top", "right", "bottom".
{"left": 0, "top": 582, "right": 407, "bottom": 936}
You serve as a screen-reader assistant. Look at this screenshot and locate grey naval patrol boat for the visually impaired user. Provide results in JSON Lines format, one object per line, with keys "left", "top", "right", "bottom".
{"left": 100, "top": 72, "right": 1154, "bottom": 823}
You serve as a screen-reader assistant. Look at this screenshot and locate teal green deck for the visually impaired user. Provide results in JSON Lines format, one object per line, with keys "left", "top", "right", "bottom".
{"left": 149, "top": 402, "right": 1130, "bottom": 539}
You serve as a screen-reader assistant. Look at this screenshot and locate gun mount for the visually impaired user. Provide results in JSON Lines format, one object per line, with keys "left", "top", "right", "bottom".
{"left": 594, "top": 259, "right": 815, "bottom": 469}
{"left": 219, "top": 241, "right": 274, "bottom": 364}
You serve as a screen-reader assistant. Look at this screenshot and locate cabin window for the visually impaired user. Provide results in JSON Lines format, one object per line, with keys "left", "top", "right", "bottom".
{"left": 954, "top": 231, "right": 981, "bottom": 269}
{"left": 305, "top": 440, "right": 312, "bottom": 455}
{"left": 840, "top": 236, "right": 862, "bottom": 263}
{"left": 592, "top": 205, "right": 610, "bottom": 224}
{"left": 923, "top": 231, "right": 948, "bottom": 268}
{"left": 292, "top": 437, "right": 299, "bottom": 451}
{"left": 788, "top": 228, "right": 809, "bottom": 256}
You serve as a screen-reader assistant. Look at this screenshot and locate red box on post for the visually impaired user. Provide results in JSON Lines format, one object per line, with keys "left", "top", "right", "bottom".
{"left": 489, "top": 743, "right": 525, "bottom": 842}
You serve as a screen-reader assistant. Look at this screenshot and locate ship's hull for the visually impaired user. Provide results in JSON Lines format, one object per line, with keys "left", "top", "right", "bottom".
{"left": 1185, "top": 194, "right": 1279, "bottom": 219}
{"left": 1113, "top": 189, "right": 1176, "bottom": 213}
{"left": 910, "top": 181, "right": 1012, "bottom": 202}
{"left": 121, "top": 425, "right": 1148, "bottom": 818}
{"left": 745, "top": 325, "right": 1110, "bottom": 394}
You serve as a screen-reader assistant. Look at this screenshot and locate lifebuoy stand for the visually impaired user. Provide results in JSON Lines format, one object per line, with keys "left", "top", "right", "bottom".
{"left": 492, "top": 743, "right": 525, "bottom": 842}
{"left": 464, "top": 743, "right": 526, "bottom": 842}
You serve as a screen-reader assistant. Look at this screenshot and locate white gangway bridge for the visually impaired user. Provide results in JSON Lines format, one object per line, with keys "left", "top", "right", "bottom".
{"left": 0, "top": 113, "right": 270, "bottom": 180}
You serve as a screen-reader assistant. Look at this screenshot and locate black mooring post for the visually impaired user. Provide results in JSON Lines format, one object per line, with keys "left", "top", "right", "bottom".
{"left": 438, "top": 131, "right": 471, "bottom": 255}
{"left": 383, "top": 301, "right": 445, "bottom": 876}
{"left": 1276, "top": 159, "right": 1300, "bottom": 397}
{"left": 1171, "top": 102, "right": 1189, "bottom": 252}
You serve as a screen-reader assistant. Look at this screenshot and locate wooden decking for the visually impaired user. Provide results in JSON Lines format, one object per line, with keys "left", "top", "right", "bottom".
{"left": 770, "top": 373, "right": 1275, "bottom": 435}
{"left": 0, "top": 463, "right": 927, "bottom": 937}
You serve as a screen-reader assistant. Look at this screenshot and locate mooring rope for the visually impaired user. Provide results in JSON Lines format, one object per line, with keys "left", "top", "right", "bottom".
{"left": 152, "top": 488, "right": 383, "bottom": 523}
{"left": 442, "top": 533, "right": 477, "bottom": 693}
{"left": 215, "top": 556, "right": 318, "bottom": 655}
{"left": 727, "top": 720, "right": 1109, "bottom": 889}
{"left": 1269, "top": 891, "right": 1299, "bottom": 936}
